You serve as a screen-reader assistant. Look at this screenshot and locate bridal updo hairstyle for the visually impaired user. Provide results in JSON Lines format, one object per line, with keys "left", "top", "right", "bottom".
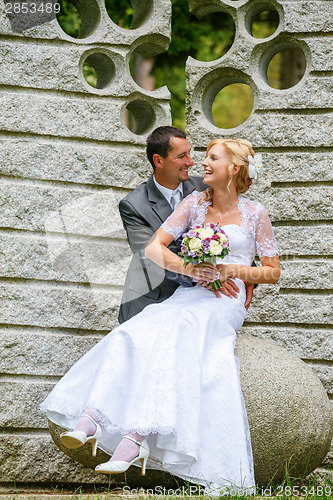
{"left": 201, "top": 138, "right": 255, "bottom": 203}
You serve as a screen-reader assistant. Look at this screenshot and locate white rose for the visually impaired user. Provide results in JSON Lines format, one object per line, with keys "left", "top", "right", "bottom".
{"left": 209, "top": 240, "right": 223, "bottom": 256}
{"left": 189, "top": 237, "right": 202, "bottom": 251}
{"left": 198, "top": 227, "right": 214, "bottom": 240}
{"left": 219, "top": 234, "right": 228, "bottom": 243}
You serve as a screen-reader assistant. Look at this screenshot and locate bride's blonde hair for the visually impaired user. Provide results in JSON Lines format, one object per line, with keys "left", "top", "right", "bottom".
{"left": 200, "top": 138, "right": 255, "bottom": 204}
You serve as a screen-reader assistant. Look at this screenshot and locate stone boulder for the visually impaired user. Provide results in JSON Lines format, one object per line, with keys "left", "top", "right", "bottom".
{"left": 235, "top": 334, "right": 332, "bottom": 485}
{"left": 49, "top": 334, "right": 333, "bottom": 487}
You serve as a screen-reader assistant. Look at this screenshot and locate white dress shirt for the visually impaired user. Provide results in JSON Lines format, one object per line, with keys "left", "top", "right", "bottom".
{"left": 153, "top": 175, "right": 183, "bottom": 208}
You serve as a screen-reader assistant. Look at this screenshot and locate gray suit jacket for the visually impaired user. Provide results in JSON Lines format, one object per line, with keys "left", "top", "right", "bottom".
{"left": 118, "top": 174, "right": 207, "bottom": 323}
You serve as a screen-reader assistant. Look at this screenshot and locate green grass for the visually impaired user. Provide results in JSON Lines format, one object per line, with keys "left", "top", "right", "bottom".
{"left": 4, "top": 460, "right": 332, "bottom": 499}
{"left": 5, "top": 469, "right": 331, "bottom": 499}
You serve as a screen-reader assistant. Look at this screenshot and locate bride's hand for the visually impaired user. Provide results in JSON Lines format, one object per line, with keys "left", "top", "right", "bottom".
{"left": 187, "top": 262, "right": 219, "bottom": 282}
{"left": 216, "top": 263, "right": 233, "bottom": 282}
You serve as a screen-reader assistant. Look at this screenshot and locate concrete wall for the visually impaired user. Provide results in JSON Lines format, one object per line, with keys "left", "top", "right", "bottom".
{"left": 0, "top": 0, "right": 332, "bottom": 489}
{"left": 0, "top": 0, "right": 172, "bottom": 488}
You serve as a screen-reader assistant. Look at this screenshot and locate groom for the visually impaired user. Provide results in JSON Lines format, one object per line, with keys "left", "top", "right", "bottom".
{"left": 118, "top": 126, "right": 253, "bottom": 324}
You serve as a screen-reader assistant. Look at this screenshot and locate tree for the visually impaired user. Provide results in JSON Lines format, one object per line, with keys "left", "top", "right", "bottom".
{"left": 152, "top": 0, "right": 234, "bottom": 128}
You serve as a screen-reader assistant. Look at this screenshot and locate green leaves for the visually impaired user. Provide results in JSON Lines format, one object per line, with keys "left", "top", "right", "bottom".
{"left": 153, "top": 0, "right": 235, "bottom": 127}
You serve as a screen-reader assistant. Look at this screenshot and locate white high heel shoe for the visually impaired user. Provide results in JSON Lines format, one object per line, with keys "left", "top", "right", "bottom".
{"left": 95, "top": 435, "right": 149, "bottom": 476}
{"left": 60, "top": 414, "right": 101, "bottom": 457}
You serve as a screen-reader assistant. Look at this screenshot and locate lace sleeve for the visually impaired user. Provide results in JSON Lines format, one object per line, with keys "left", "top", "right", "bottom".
{"left": 255, "top": 203, "right": 279, "bottom": 259}
{"left": 161, "top": 192, "right": 197, "bottom": 239}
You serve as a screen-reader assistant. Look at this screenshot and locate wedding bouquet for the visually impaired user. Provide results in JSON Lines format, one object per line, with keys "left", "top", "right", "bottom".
{"left": 179, "top": 223, "right": 230, "bottom": 290}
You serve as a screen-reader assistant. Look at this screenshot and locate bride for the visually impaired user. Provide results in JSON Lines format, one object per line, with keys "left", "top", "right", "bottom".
{"left": 40, "top": 138, "right": 280, "bottom": 494}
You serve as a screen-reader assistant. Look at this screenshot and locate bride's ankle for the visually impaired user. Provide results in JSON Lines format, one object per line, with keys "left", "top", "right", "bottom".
{"left": 128, "top": 432, "right": 145, "bottom": 443}
{"left": 74, "top": 414, "right": 97, "bottom": 436}
{"left": 110, "top": 432, "right": 145, "bottom": 463}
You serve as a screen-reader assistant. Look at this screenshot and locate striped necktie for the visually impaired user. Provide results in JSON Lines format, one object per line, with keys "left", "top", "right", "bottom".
{"left": 170, "top": 189, "right": 182, "bottom": 209}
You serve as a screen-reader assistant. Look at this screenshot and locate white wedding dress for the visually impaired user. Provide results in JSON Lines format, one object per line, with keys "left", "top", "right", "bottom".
{"left": 41, "top": 191, "right": 278, "bottom": 493}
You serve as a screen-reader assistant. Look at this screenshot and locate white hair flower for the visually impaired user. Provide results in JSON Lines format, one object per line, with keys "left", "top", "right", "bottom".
{"left": 248, "top": 154, "right": 262, "bottom": 181}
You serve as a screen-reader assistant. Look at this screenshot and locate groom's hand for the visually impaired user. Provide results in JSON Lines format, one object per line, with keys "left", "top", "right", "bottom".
{"left": 243, "top": 281, "right": 254, "bottom": 310}
{"left": 197, "top": 278, "right": 240, "bottom": 299}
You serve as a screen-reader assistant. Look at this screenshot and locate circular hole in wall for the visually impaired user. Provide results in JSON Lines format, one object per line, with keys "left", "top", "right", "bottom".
{"left": 266, "top": 47, "right": 306, "bottom": 89}
{"left": 190, "top": 11, "right": 235, "bottom": 62}
{"left": 105, "top": 0, "right": 153, "bottom": 30}
{"left": 82, "top": 53, "right": 115, "bottom": 89}
{"left": 129, "top": 53, "right": 155, "bottom": 90}
{"left": 212, "top": 83, "right": 254, "bottom": 129}
{"left": 56, "top": 0, "right": 100, "bottom": 38}
{"left": 56, "top": 0, "right": 81, "bottom": 37}
{"left": 250, "top": 8, "right": 279, "bottom": 39}
{"left": 83, "top": 61, "right": 97, "bottom": 87}
{"left": 124, "top": 100, "right": 156, "bottom": 135}
{"left": 129, "top": 44, "right": 166, "bottom": 91}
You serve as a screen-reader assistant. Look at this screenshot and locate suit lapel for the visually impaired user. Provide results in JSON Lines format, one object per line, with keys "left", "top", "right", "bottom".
{"left": 182, "top": 178, "right": 197, "bottom": 198}
{"left": 147, "top": 175, "right": 173, "bottom": 223}
{"left": 146, "top": 175, "right": 199, "bottom": 225}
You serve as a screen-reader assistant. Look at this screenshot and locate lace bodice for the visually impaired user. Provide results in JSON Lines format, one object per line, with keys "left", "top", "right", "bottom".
{"left": 161, "top": 191, "right": 278, "bottom": 266}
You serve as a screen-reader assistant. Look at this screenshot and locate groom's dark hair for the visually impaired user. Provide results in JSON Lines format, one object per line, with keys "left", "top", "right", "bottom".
{"left": 146, "top": 126, "right": 187, "bottom": 170}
